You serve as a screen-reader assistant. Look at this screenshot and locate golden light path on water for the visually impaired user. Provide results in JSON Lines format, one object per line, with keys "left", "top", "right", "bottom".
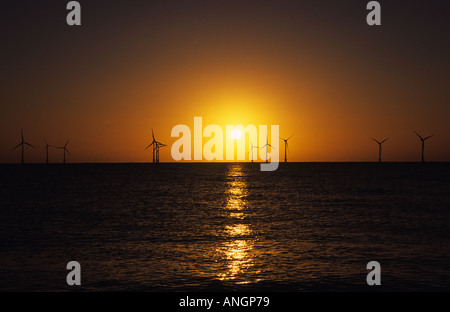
{"left": 216, "top": 164, "right": 261, "bottom": 284}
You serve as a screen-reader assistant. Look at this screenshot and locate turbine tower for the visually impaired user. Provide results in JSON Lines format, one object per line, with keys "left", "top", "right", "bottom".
{"left": 371, "top": 138, "right": 388, "bottom": 163}
{"left": 11, "top": 129, "right": 35, "bottom": 164}
{"left": 279, "top": 133, "right": 294, "bottom": 163}
{"left": 155, "top": 141, "right": 167, "bottom": 163}
{"left": 260, "top": 136, "right": 274, "bottom": 163}
{"left": 249, "top": 140, "right": 259, "bottom": 163}
{"left": 414, "top": 132, "right": 433, "bottom": 163}
{"left": 145, "top": 129, "right": 166, "bottom": 163}
{"left": 44, "top": 138, "right": 54, "bottom": 164}
{"left": 56, "top": 139, "right": 70, "bottom": 164}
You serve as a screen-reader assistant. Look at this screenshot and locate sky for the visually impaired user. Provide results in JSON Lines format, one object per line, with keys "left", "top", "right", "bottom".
{"left": 1, "top": 0, "right": 449, "bottom": 163}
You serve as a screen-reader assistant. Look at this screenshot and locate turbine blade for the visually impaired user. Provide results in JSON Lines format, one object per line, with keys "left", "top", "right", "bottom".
{"left": 11, "top": 142, "right": 23, "bottom": 150}
{"left": 424, "top": 135, "right": 433, "bottom": 140}
{"left": 414, "top": 131, "right": 424, "bottom": 140}
{"left": 21, "top": 129, "right": 23, "bottom": 141}
{"left": 145, "top": 142, "right": 155, "bottom": 150}
{"left": 65, "top": 139, "right": 69, "bottom": 147}
{"left": 152, "top": 129, "right": 155, "bottom": 141}
{"left": 287, "top": 133, "right": 294, "bottom": 140}
{"left": 372, "top": 138, "right": 381, "bottom": 144}
{"left": 66, "top": 148, "right": 71, "bottom": 156}
{"left": 24, "top": 142, "right": 35, "bottom": 148}
{"left": 381, "top": 138, "right": 389, "bottom": 144}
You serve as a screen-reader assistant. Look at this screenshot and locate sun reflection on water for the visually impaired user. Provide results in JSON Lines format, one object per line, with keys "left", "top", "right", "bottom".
{"left": 225, "top": 224, "right": 252, "bottom": 237}
{"left": 229, "top": 212, "right": 244, "bottom": 219}
{"left": 217, "top": 239, "right": 256, "bottom": 283}
{"left": 216, "top": 164, "right": 259, "bottom": 284}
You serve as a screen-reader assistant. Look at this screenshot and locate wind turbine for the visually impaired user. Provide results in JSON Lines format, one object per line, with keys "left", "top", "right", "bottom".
{"left": 145, "top": 129, "right": 157, "bottom": 162}
{"left": 249, "top": 140, "right": 259, "bottom": 162}
{"left": 43, "top": 138, "right": 54, "bottom": 164}
{"left": 279, "top": 133, "right": 294, "bottom": 163}
{"left": 145, "top": 129, "right": 166, "bottom": 163}
{"left": 56, "top": 139, "right": 70, "bottom": 164}
{"left": 155, "top": 141, "right": 166, "bottom": 163}
{"left": 414, "top": 132, "right": 433, "bottom": 163}
{"left": 11, "top": 129, "right": 35, "bottom": 164}
{"left": 371, "top": 138, "right": 388, "bottom": 163}
{"left": 260, "top": 135, "right": 274, "bottom": 163}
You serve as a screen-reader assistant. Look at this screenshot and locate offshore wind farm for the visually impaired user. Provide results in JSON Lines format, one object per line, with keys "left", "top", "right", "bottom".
{"left": 5, "top": 127, "right": 439, "bottom": 164}
{"left": 1, "top": 0, "right": 450, "bottom": 296}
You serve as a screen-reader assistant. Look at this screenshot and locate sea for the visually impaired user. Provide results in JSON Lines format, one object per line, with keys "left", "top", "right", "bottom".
{"left": 0, "top": 162, "right": 449, "bottom": 292}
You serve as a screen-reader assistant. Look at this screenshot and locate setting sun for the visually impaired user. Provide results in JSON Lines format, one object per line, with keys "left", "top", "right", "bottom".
{"left": 231, "top": 129, "right": 242, "bottom": 140}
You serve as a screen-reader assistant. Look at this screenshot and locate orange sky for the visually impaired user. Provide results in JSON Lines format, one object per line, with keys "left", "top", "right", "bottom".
{"left": 1, "top": 1, "right": 449, "bottom": 163}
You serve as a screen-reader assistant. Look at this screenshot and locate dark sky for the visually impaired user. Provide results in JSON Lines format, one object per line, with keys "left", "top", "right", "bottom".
{"left": 1, "top": 1, "right": 449, "bottom": 162}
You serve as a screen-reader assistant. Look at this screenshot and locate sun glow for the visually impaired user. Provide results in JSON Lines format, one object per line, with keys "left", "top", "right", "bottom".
{"left": 231, "top": 129, "right": 242, "bottom": 140}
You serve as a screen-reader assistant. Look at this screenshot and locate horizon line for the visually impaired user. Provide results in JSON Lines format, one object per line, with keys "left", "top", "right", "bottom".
{"left": 1, "top": 161, "right": 450, "bottom": 165}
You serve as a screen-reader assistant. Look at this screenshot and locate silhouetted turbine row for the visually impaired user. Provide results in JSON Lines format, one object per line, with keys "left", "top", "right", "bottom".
{"left": 372, "top": 132, "right": 433, "bottom": 163}
{"left": 11, "top": 129, "right": 434, "bottom": 164}
{"left": 11, "top": 129, "right": 70, "bottom": 164}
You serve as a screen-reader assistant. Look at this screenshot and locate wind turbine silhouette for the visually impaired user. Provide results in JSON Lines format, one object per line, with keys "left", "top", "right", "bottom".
{"left": 155, "top": 141, "right": 166, "bottom": 163}
{"left": 279, "top": 133, "right": 294, "bottom": 163}
{"left": 414, "top": 132, "right": 433, "bottom": 163}
{"left": 260, "top": 135, "right": 274, "bottom": 163}
{"left": 371, "top": 138, "right": 388, "bottom": 163}
{"left": 11, "top": 129, "right": 35, "bottom": 164}
{"left": 44, "top": 138, "right": 54, "bottom": 164}
{"left": 249, "top": 140, "right": 259, "bottom": 163}
{"left": 56, "top": 139, "right": 70, "bottom": 164}
{"left": 145, "top": 129, "right": 166, "bottom": 163}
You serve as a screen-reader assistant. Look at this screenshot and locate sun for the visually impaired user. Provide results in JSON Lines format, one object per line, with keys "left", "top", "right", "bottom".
{"left": 231, "top": 129, "right": 242, "bottom": 140}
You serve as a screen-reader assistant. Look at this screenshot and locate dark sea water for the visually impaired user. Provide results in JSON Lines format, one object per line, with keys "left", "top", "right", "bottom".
{"left": 0, "top": 163, "right": 449, "bottom": 292}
